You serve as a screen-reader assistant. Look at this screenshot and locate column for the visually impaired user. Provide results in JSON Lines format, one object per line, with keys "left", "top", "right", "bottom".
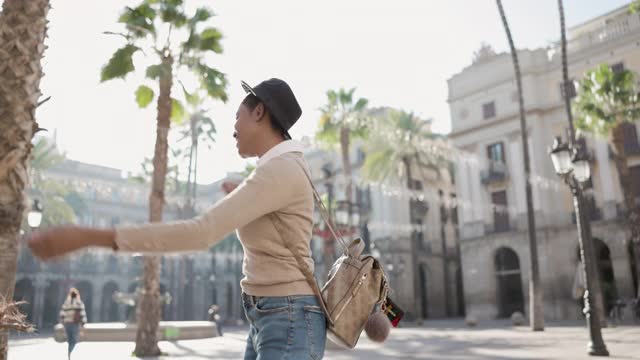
{"left": 509, "top": 140, "right": 526, "bottom": 213}
{"left": 455, "top": 159, "right": 472, "bottom": 224}
{"left": 595, "top": 138, "right": 616, "bottom": 219}
{"left": 32, "top": 275, "right": 49, "bottom": 329}
{"left": 93, "top": 281, "right": 103, "bottom": 323}
{"left": 470, "top": 157, "right": 484, "bottom": 221}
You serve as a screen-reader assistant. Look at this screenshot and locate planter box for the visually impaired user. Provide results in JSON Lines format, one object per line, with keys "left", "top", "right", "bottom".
{"left": 54, "top": 321, "right": 219, "bottom": 342}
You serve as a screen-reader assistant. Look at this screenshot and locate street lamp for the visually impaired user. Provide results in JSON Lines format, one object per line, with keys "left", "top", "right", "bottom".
{"left": 335, "top": 200, "right": 361, "bottom": 233}
{"left": 549, "top": 135, "right": 609, "bottom": 356}
{"left": 27, "top": 199, "right": 43, "bottom": 229}
{"left": 335, "top": 200, "right": 350, "bottom": 227}
{"left": 549, "top": 137, "right": 572, "bottom": 176}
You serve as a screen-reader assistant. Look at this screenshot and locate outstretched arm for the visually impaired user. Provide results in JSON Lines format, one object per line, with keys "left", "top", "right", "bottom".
{"left": 28, "top": 157, "right": 300, "bottom": 259}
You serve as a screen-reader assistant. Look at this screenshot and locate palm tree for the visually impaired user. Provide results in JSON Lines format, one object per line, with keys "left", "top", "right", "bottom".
{"left": 557, "top": 0, "right": 608, "bottom": 328}
{"left": 496, "top": 0, "right": 544, "bottom": 331}
{"left": 178, "top": 93, "right": 219, "bottom": 219}
{"left": 316, "top": 88, "right": 369, "bottom": 265}
{"left": 28, "top": 138, "right": 86, "bottom": 228}
{"left": 317, "top": 88, "right": 369, "bottom": 220}
{"left": 100, "top": 0, "right": 227, "bottom": 355}
{"left": 0, "top": 1, "right": 50, "bottom": 358}
{"left": 362, "top": 108, "right": 445, "bottom": 322}
{"left": 573, "top": 64, "right": 640, "bottom": 298}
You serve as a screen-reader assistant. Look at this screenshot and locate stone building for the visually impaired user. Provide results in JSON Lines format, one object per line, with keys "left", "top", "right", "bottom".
{"left": 302, "top": 113, "right": 464, "bottom": 321}
{"left": 14, "top": 158, "right": 245, "bottom": 330}
{"left": 447, "top": 5, "right": 640, "bottom": 321}
{"left": 15, "top": 121, "right": 465, "bottom": 329}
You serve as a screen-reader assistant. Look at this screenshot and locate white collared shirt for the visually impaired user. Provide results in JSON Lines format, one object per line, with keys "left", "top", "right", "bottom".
{"left": 257, "top": 140, "right": 305, "bottom": 167}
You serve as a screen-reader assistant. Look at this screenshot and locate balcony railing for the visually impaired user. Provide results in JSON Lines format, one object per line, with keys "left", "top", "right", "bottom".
{"left": 484, "top": 221, "right": 511, "bottom": 234}
{"left": 481, "top": 161, "right": 509, "bottom": 185}
{"left": 559, "top": 12, "right": 640, "bottom": 55}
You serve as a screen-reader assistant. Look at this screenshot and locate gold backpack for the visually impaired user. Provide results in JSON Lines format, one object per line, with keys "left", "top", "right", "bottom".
{"left": 270, "top": 159, "right": 389, "bottom": 349}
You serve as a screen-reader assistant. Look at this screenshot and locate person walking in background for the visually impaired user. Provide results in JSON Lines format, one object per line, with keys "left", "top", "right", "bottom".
{"left": 58, "top": 288, "right": 87, "bottom": 359}
{"left": 207, "top": 304, "right": 223, "bottom": 336}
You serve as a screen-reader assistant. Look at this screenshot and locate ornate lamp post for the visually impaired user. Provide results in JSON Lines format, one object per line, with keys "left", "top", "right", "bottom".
{"left": 549, "top": 136, "right": 608, "bottom": 356}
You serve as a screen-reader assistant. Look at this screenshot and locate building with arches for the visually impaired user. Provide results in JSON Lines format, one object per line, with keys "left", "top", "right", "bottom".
{"left": 14, "top": 158, "right": 245, "bottom": 330}
{"left": 447, "top": 5, "right": 639, "bottom": 320}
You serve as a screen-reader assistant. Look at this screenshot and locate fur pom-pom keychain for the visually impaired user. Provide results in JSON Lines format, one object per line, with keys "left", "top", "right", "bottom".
{"left": 364, "top": 310, "right": 391, "bottom": 343}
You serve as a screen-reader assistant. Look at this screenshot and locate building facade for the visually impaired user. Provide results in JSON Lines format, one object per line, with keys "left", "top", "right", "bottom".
{"left": 447, "top": 5, "right": 640, "bottom": 321}
{"left": 302, "top": 120, "right": 464, "bottom": 321}
{"left": 14, "top": 158, "right": 245, "bottom": 330}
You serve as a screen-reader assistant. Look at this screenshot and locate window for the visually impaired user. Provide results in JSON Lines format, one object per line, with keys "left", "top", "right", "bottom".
{"left": 487, "top": 142, "right": 506, "bottom": 163}
{"left": 491, "top": 191, "right": 510, "bottom": 233}
{"left": 356, "top": 147, "right": 366, "bottom": 164}
{"left": 611, "top": 62, "right": 625, "bottom": 74}
{"left": 621, "top": 122, "right": 640, "bottom": 153}
{"left": 483, "top": 101, "right": 496, "bottom": 119}
{"left": 450, "top": 193, "right": 458, "bottom": 225}
{"left": 559, "top": 80, "right": 576, "bottom": 99}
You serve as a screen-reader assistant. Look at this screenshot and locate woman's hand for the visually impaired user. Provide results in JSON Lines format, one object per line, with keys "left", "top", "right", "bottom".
{"left": 27, "top": 226, "right": 116, "bottom": 260}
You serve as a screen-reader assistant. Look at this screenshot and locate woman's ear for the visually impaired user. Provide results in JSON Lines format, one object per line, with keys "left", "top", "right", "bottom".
{"left": 254, "top": 103, "right": 266, "bottom": 122}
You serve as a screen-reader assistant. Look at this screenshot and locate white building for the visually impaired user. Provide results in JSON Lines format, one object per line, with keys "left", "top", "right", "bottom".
{"left": 447, "top": 5, "right": 640, "bottom": 321}
{"left": 301, "top": 110, "right": 464, "bottom": 321}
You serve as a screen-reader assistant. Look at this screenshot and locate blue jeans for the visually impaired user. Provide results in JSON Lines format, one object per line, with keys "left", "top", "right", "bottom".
{"left": 242, "top": 293, "right": 327, "bottom": 360}
{"left": 63, "top": 323, "right": 80, "bottom": 356}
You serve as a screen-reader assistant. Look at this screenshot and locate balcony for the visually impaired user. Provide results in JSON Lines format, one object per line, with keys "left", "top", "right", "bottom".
{"left": 484, "top": 220, "right": 511, "bottom": 234}
{"left": 557, "top": 11, "right": 640, "bottom": 55}
{"left": 481, "top": 161, "right": 509, "bottom": 185}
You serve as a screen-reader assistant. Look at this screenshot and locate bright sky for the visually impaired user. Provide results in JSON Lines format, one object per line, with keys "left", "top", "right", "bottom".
{"left": 36, "top": 0, "right": 630, "bottom": 184}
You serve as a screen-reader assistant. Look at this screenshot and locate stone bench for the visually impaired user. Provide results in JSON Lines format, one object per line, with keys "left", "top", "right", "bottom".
{"left": 54, "top": 321, "right": 219, "bottom": 342}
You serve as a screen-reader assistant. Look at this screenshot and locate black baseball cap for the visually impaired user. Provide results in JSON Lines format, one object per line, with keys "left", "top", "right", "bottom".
{"left": 241, "top": 78, "right": 302, "bottom": 140}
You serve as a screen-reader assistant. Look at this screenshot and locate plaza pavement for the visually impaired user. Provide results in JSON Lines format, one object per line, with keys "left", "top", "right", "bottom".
{"left": 8, "top": 319, "right": 640, "bottom": 359}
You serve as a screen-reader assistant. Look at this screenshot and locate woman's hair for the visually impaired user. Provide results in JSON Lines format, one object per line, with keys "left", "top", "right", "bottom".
{"left": 67, "top": 287, "right": 81, "bottom": 301}
{"left": 241, "top": 94, "right": 287, "bottom": 137}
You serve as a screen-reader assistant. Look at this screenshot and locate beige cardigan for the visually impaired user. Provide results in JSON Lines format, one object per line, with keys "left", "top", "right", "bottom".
{"left": 115, "top": 148, "right": 315, "bottom": 297}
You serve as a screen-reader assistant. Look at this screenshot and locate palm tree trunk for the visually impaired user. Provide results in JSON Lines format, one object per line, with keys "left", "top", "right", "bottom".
{"left": 611, "top": 124, "right": 640, "bottom": 298}
{"left": 496, "top": 0, "right": 544, "bottom": 331}
{"left": 192, "top": 135, "right": 198, "bottom": 205}
{"left": 403, "top": 157, "right": 423, "bottom": 322}
{"left": 133, "top": 54, "right": 173, "bottom": 357}
{"left": 339, "top": 126, "right": 352, "bottom": 226}
{"left": 0, "top": 0, "right": 49, "bottom": 358}
{"left": 185, "top": 116, "right": 195, "bottom": 216}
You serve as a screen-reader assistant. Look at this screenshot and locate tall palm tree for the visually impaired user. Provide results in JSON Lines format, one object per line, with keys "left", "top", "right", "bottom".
{"left": 317, "top": 88, "right": 369, "bottom": 222}
{"left": 100, "top": 0, "right": 227, "bottom": 355}
{"left": 362, "top": 108, "right": 445, "bottom": 322}
{"left": 316, "top": 88, "right": 368, "bottom": 265}
{"left": 178, "top": 93, "right": 219, "bottom": 219}
{"left": 496, "top": 0, "right": 544, "bottom": 331}
{"left": 0, "top": 1, "right": 50, "bottom": 358}
{"left": 573, "top": 64, "right": 640, "bottom": 298}
{"left": 174, "top": 97, "right": 219, "bottom": 320}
